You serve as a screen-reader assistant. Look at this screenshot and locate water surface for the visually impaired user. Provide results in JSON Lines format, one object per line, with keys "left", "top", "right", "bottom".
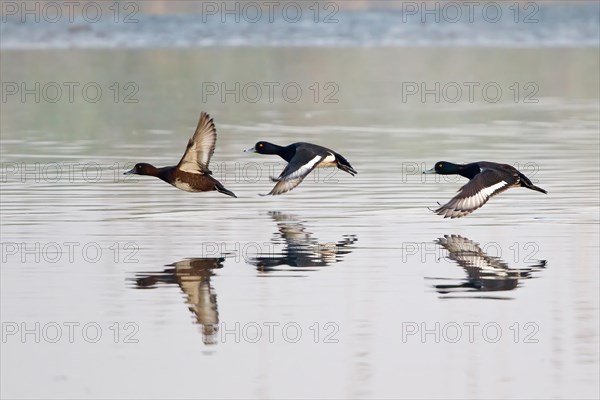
{"left": 1, "top": 47, "right": 599, "bottom": 399}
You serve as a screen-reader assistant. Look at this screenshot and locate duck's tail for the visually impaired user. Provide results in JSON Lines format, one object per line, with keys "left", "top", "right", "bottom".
{"left": 518, "top": 172, "right": 547, "bottom": 194}
{"left": 528, "top": 184, "right": 547, "bottom": 194}
{"left": 215, "top": 183, "right": 237, "bottom": 198}
{"left": 335, "top": 153, "right": 357, "bottom": 176}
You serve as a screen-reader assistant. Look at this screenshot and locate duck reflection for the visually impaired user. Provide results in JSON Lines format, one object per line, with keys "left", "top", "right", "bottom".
{"left": 132, "top": 257, "right": 223, "bottom": 344}
{"left": 432, "top": 235, "right": 546, "bottom": 294}
{"left": 247, "top": 211, "right": 357, "bottom": 271}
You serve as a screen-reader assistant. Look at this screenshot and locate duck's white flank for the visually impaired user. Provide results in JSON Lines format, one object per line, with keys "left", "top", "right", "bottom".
{"left": 319, "top": 153, "right": 336, "bottom": 166}
{"left": 173, "top": 179, "right": 196, "bottom": 192}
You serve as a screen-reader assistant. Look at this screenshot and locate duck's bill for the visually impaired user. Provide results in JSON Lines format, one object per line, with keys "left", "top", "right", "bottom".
{"left": 124, "top": 167, "right": 136, "bottom": 175}
{"left": 244, "top": 147, "right": 256, "bottom": 153}
{"left": 423, "top": 167, "right": 437, "bottom": 174}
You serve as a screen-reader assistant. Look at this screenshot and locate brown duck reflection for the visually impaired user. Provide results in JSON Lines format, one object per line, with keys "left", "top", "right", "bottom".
{"left": 247, "top": 211, "right": 357, "bottom": 271}
{"left": 432, "top": 235, "right": 546, "bottom": 294}
{"left": 132, "top": 257, "right": 223, "bottom": 345}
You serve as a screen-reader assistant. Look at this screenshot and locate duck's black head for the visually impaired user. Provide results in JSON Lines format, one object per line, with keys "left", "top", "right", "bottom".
{"left": 245, "top": 141, "right": 282, "bottom": 155}
{"left": 124, "top": 163, "right": 158, "bottom": 176}
{"left": 424, "top": 161, "right": 462, "bottom": 175}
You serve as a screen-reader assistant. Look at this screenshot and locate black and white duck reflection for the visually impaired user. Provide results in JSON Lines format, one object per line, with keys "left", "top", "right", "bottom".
{"left": 132, "top": 257, "right": 223, "bottom": 345}
{"left": 247, "top": 212, "right": 357, "bottom": 272}
{"left": 431, "top": 235, "right": 546, "bottom": 295}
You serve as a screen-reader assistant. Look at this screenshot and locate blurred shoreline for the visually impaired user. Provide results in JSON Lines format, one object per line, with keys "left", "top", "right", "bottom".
{"left": 2, "top": 1, "right": 598, "bottom": 49}
{"left": 1, "top": 0, "right": 592, "bottom": 14}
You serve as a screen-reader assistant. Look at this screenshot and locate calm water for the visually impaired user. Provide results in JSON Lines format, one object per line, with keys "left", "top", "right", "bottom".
{"left": 1, "top": 48, "right": 599, "bottom": 399}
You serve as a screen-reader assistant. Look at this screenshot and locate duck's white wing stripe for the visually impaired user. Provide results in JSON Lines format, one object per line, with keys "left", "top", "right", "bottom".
{"left": 265, "top": 154, "right": 323, "bottom": 196}
{"left": 452, "top": 180, "right": 507, "bottom": 210}
{"left": 436, "top": 178, "right": 509, "bottom": 219}
{"left": 281, "top": 155, "right": 322, "bottom": 181}
{"left": 480, "top": 181, "right": 508, "bottom": 197}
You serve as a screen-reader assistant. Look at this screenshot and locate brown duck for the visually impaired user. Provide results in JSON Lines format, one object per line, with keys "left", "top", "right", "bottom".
{"left": 125, "top": 112, "right": 236, "bottom": 197}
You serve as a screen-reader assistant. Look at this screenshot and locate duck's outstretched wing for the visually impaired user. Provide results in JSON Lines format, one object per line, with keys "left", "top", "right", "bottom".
{"left": 176, "top": 112, "right": 217, "bottom": 174}
{"left": 434, "top": 170, "right": 511, "bottom": 218}
{"left": 264, "top": 149, "right": 323, "bottom": 196}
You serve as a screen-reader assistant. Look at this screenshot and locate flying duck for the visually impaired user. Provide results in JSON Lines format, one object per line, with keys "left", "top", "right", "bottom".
{"left": 424, "top": 161, "right": 547, "bottom": 218}
{"left": 125, "top": 112, "right": 236, "bottom": 198}
{"left": 245, "top": 141, "right": 357, "bottom": 195}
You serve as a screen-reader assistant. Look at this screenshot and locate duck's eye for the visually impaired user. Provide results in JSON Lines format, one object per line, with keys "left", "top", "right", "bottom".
{"left": 438, "top": 164, "right": 442, "bottom": 168}
{"left": 259, "top": 143, "right": 263, "bottom": 147}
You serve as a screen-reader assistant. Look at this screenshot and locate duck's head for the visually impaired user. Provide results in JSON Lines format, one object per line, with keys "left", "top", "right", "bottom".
{"left": 424, "top": 161, "right": 461, "bottom": 175}
{"left": 124, "top": 163, "right": 158, "bottom": 176}
{"left": 245, "top": 141, "right": 280, "bottom": 155}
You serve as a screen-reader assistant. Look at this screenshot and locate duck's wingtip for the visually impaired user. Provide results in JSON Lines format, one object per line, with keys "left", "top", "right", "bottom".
{"left": 215, "top": 185, "right": 237, "bottom": 198}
